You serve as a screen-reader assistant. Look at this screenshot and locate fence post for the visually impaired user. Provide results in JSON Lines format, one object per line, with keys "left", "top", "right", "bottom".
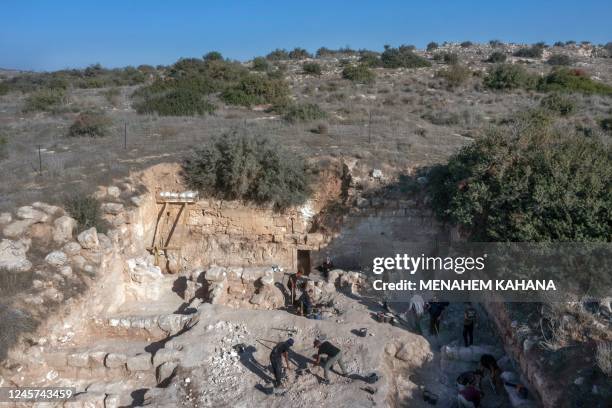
{"left": 124, "top": 122, "right": 127, "bottom": 149}
{"left": 38, "top": 145, "right": 42, "bottom": 174}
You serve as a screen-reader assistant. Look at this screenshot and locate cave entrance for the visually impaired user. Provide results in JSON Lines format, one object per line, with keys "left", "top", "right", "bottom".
{"left": 297, "top": 250, "right": 311, "bottom": 275}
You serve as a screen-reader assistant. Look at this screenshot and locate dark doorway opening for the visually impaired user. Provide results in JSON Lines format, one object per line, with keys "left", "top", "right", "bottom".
{"left": 297, "top": 250, "right": 311, "bottom": 275}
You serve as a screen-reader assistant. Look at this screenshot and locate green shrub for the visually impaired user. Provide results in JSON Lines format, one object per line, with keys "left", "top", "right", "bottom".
{"left": 23, "top": 88, "right": 68, "bottom": 112}
{"left": 315, "top": 47, "right": 357, "bottom": 58}
{"left": 489, "top": 40, "right": 503, "bottom": 47}
{"left": 484, "top": 64, "right": 537, "bottom": 90}
{"left": 342, "top": 64, "right": 376, "bottom": 84}
{"left": 427, "top": 124, "right": 612, "bottom": 241}
{"left": 426, "top": 42, "right": 439, "bottom": 51}
{"left": 63, "top": 194, "right": 108, "bottom": 233}
{"left": 183, "top": 133, "right": 310, "bottom": 209}
{"left": 251, "top": 57, "right": 270, "bottom": 72}
{"left": 0, "top": 135, "right": 7, "bottom": 160}
{"left": 435, "top": 52, "right": 459, "bottom": 65}
{"left": 553, "top": 41, "right": 565, "bottom": 47}
{"left": 103, "top": 87, "right": 121, "bottom": 107}
{"left": 0, "top": 81, "right": 9, "bottom": 95}
{"left": 436, "top": 64, "right": 472, "bottom": 88}
{"left": 540, "top": 93, "right": 576, "bottom": 116}
{"left": 134, "top": 87, "right": 216, "bottom": 116}
{"left": 486, "top": 51, "right": 507, "bottom": 63}
{"left": 203, "top": 51, "right": 223, "bottom": 61}
{"left": 358, "top": 51, "right": 381, "bottom": 67}
{"left": 68, "top": 112, "right": 112, "bottom": 137}
{"left": 288, "top": 47, "right": 312, "bottom": 60}
{"left": 537, "top": 68, "right": 612, "bottom": 94}
{"left": 283, "top": 103, "right": 327, "bottom": 123}
{"left": 600, "top": 117, "right": 612, "bottom": 133}
{"left": 547, "top": 54, "right": 572, "bottom": 66}
{"left": 0, "top": 302, "right": 37, "bottom": 361}
{"left": 221, "top": 74, "right": 290, "bottom": 107}
{"left": 302, "top": 62, "right": 322, "bottom": 76}
{"left": 381, "top": 46, "right": 431, "bottom": 68}
{"left": 460, "top": 41, "right": 473, "bottom": 48}
{"left": 266, "top": 49, "right": 289, "bottom": 60}
{"left": 513, "top": 45, "right": 544, "bottom": 58}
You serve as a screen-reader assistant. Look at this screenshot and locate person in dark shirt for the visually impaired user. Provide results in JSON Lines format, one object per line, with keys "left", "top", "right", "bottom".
{"left": 463, "top": 302, "right": 478, "bottom": 347}
{"left": 318, "top": 257, "right": 334, "bottom": 279}
{"left": 313, "top": 339, "right": 348, "bottom": 383}
{"left": 426, "top": 300, "right": 449, "bottom": 336}
{"left": 298, "top": 289, "right": 314, "bottom": 316}
{"left": 269, "top": 338, "right": 294, "bottom": 389}
{"left": 480, "top": 353, "right": 503, "bottom": 394}
{"left": 287, "top": 269, "right": 303, "bottom": 305}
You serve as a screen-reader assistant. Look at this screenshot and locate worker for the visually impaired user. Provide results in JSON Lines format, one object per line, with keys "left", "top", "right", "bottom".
{"left": 463, "top": 302, "right": 478, "bottom": 347}
{"left": 406, "top": 294, "right": 425, "bottom": 334}
{"left": 425, "top": 298, "right": 449, "bottom": 336}
{"left": 269, "top": 338, "right": 294, "bottom": 391}
{"left": 479, "top": 354, "right": 502, "bottom": 394}
{"left": 298, "top": 289, "right": 314, "bottom": 316}
{"left": 287, "top": 269, "right": 304, "bottom": 306}
{"left": 456, "top": 369, "right": 483, "bottom": 391}
{"left": 318, "top": 256, "right": 334, "bottom": 279}
{"left": 313, "top": 339, "right": 348, "bottom": 384}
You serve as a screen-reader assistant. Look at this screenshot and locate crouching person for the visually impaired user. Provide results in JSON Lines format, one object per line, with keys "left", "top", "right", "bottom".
{"left": 313, "top": 339, "right": 348, "bottom": 384}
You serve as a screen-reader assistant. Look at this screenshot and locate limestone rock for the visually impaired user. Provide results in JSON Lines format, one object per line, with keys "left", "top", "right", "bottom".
{"left": 63, "top": 392, "right": 105, "bottom": 408}
{"left": 77, "top": 227, "right": 99, "bottom": 249}
{"left": 3, "top": 219, "right": 35, "bottom": 238}
{"left": 158, "top": 314, "right": 188, "bottom": 335}
{"left": 107, "top": 186, "right": 121, "bottom": 198}
{"left": 156, "top": 362, "right": 178, "bottom": 384}
{"left": 32, "top": 202, "right": 61, "bottom": 215}
{"left": 63, "top": 241, "right": 82, "bottom": 256}
{"left": 97, "top": 233, "right": 113, "bottom": 251}
{"left": 205, "top": 266, "right": 227, "bottom": 282}
{"left": 241, "top": 267, "right": 270, "bottom": 283}
{"left": 0, "top": 239, "right": 32, "bottom": 272}
{"left": 45, "top": 251, "right": 68, "bottom": 267}
{"left": 153, "top": 348, "right": 182, "bottom": 367}
{"left": 260, "top": 274, "right": 274, "bottom": 286}
{"left": 53, "top": 216, "right": 77, "bottom": 243}
{"left": 60, "top": 266, "right": 73, "bottom": 277}
{"left": 16, "top": 206, "right": 48, "bottom": 222}
{"left": 104, "top": 353, "right": 127, "bottom": 368}
{"left": 101, "top": 202, "right": 124, "bottom": 215}
{"left": 0, "top": 212, "right": 12, "bottom": 224}
{"left": 395, "top": 340, "right": 433, "bottom": 366}
{"left": 104, "top": 394, "right": 120, "bottom": 408}
{"left": 127, "top": 258, "right": 163, "bottom": 283}
{"left": 127, "top": 353, "right": 152, "bottom": 372}
{"left": 67, "top": 352, "right": 90, "bottom": 368}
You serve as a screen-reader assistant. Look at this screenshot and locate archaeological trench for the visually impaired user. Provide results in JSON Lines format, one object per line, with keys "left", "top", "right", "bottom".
{"left": 0, "top": 160, "right": 571, "bottom": 407}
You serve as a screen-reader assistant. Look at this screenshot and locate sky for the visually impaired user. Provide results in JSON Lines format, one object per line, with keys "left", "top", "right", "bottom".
{"left": 1, "top": 0, "right": 611, "bottom": 72}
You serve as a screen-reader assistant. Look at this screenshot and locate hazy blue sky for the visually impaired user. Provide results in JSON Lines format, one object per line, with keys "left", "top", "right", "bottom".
{"left": 1, "top": 0, "right": 611, "bottom": 71}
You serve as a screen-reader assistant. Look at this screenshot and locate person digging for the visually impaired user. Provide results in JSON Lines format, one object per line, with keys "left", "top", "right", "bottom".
{"left": 312, "top": 339, "right": 349, "bottom": 384}
{"left": 269, "top": 338, "right": 294, "bottom": 393}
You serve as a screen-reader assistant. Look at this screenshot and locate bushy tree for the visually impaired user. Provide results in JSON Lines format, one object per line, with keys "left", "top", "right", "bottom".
{"left": 513, "top": 45, "right": 544, "bottom": 58}
{"left": 266, "top": 49, "right": 289, "bottom": 61}
{"left": 183, "top": 133, "right": 310, "bottom": 209}
{"left": 486, "top": 51, "right": 507, "bottom": 63}
{"left": 302, "top": 62, "right": 322, "bottom": 76}
{"left": 251, "top": 57, "right": 270, "bottom": 72}
{"left": 537, "top": 68, "right": 612, "bottom": 95}
{"left": 428, "top": 121, "right": 612, "bottom": 241}
{"left": 547, "top": 54, "right": 572, "bottom": 66}
{"left": 426, "top": 42, "right": 439, "bottom": 51}
{"left": 283, "top": 103, "right": 327, "bottom": 122}
{"left": 484, "top": 64, "right": 537, "bottom": 90}
{"left": 436, "top": 64, "right": 472, "bottom": 88}
{"left": 380, "top": 45, "right": 430, "bottom": 68}
{"left": 203, "top": 51, "right": 223, "bottom": 61}
{"left": 342, "top": 64, "right": 376, "bottom": 84}
{"left": 288, "top": 47, "right": 312, "bottom": 60}
{"left": 68, "top": 112, "right": 112, "bottom": 137}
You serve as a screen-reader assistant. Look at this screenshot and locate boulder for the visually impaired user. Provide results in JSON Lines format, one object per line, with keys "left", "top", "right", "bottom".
{"left": 53, "top": 216, "right": 77, "bottom": 243}
{"left": 32, "top": 202, "right": 61, "bottom": 215}
{"left": 45, "top": 251, "right": 68, "bottom": 267}
{"left": 67, "top": 352, "right": 90, "bottom": 368}
{"left": 97, "top": 233, "right": 113, "bottom": 251}
{"left": 205, "top": 266, "right": 226, "bottom": 282}
{"left": 156, "top": 362, "right": 178, "bottom": 384}
{"left": 126, "top": 258, "right": 163, "bottom": 283}
{"left": 127, "top": 353, "right": 152, "bottom": 372}
{"left": 260, "top": 274, "right": 275, "bottom": 286}
{"left": 395, "top": 340, "right": 433, "bottom": 366}
{"left": 16, "top": 206, "right": 49, "bottom": 222}
{"left": 3, "top": 219, "right": 35, "bottom": 238}
{"left": 0, "top": 213, "right": 12, "bottom": 224}
{"left": 29, "top": 223, "right": 54, "bottom": 243}
{"left": 241, "top": 267, "right": 270, "bottom": 283}
{"left": 59, "top": 266, "right": 73, "bottom": 277}
{"left": 101, "top": 202, "right": 124, "bottom": 215}
{"left": 104, "top": 353, "right": 127, "bottom": 368}
{"left": 77, "top": 227, "right": 99, "bottom": 249}
{"left": 63, "top": 241, "right": 82, "bottom": 256}
{"left": 0, "top": 239, "right": 32, "bottom": 272}
{"left": 107, "top": 186, "right": 121, "bottom": 198}
{"left": 153, "top": 348, "right": 182, "bottom": 367}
